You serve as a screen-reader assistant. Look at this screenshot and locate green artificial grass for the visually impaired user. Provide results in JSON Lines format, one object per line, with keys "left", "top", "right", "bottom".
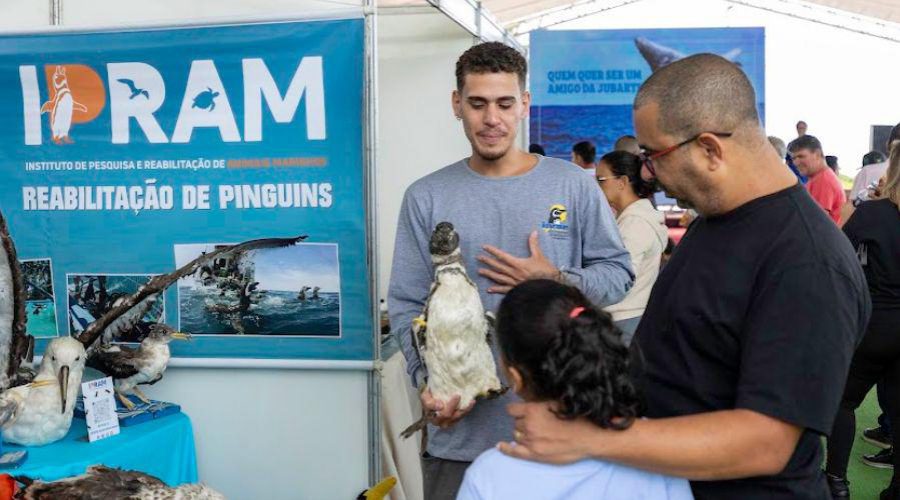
{"left": 840, "top": 388, "right": 892, "bottom": 499}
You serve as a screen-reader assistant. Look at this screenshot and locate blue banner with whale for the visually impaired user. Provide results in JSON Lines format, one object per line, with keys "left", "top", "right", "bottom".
{"left": 0, "top": 18, "right": 373, "bottom": 361}
{"left": 529, "top": 27, "right": 765, "bottom": 159}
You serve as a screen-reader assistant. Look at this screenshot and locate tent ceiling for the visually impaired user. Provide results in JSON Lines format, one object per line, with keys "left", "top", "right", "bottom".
{"left": 484, "top": 0, "right": 900, "bottom": 30}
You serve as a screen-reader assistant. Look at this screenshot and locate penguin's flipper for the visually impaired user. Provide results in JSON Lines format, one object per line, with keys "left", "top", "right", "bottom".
{"left": 40, "top": 101, "right": 53, "bottom": 114}
{"left": 72, "top": 101, "right": 88, "bottom": 113}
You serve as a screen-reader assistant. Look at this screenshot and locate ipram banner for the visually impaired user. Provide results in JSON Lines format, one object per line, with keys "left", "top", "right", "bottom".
{"left": 0, "top": 18, "right": 373, "bottom": 360}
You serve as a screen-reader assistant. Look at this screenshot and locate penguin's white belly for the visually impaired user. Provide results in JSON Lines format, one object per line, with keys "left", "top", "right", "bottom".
{"left": 423, "top": 271, "right": 501, "bottom": 408}
{"left": 3, "top": 389, "right": 73, "bottom": 446}
{"left": 53, "top": 94, "right": 74, "bottom": 137}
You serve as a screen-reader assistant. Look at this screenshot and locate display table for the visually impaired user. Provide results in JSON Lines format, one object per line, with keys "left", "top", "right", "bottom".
{"left": 4, "top": 412, "right": 197, "bottom": 486}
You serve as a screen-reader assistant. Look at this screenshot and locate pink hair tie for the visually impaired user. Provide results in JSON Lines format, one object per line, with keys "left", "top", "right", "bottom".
{"left": 569, "top": 306, "right": 586, "bottom": 318}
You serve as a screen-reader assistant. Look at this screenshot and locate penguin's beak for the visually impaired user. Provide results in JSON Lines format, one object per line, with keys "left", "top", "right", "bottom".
{"left": 170, "top": 332, "right": 192, "bottom": 341}
{"left": 58, "top": 365, "right": 70, "bottom": 414}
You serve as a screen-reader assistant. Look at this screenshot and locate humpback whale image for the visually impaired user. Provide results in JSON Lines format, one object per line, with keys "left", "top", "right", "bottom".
{"left": 634, "top": 37, "right": 742, "bottom": 72}
{"left": 40, "top": 66, "right": 88, "bottom": 144}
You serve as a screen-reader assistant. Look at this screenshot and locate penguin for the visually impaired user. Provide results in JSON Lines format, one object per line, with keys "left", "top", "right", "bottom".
{"left": 548, "top": 204, "right": 567, "bottom": 224}
{"left": 297, "top": 286, "right": 311, "bottom": 301}
{"left": 40, "top": 66, "right": 87, "bottom": 145}
{"left": 311, "top": 286, "right": 320, "bottom": 300}
{"left": 400, "top": 222, "right": 506, "bottom": 438}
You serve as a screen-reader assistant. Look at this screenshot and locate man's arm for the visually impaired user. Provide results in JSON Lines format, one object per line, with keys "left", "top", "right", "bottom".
{"left": 500, "top": 404, "right": 801, "bottom": 480}
{"left": 387, "top": 188, "right": 433, "bottom": 387}
{"left": 564, "top": 179, "right": 634, "bottom": 306}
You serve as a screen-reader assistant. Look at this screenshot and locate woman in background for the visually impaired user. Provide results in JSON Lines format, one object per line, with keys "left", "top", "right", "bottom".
{"left": 826, "top": 141, "right": 900, "bottom": 500}
{"left": 595, "top": 151, "right": 668, "bottom": 345}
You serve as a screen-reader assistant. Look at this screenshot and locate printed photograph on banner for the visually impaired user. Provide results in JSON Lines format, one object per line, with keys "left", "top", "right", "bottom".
{"left": 175, "top": 242, "right": 341, "bottom": 336}
{"left": 529, "top": 28, "right": 765, "bottom": 160}
{"left": 20, "top": 258, "right": 58, "bottom": 337}
{"left": 66, "top": 273, "right": 164, "bottom": 342}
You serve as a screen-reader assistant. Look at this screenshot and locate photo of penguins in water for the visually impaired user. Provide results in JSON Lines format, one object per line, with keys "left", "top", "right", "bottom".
{"left": 66, "top": 273, "right": 165, "bottom": 342}
{"left": 175, "top": 242, "right": 341, "bottom": 336}
{"left": 21, "top": 258, "right": 59, "bottom": 337}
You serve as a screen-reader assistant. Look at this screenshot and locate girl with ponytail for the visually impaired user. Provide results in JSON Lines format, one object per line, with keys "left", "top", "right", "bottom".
{"left": 595, "top": 151, "right": 668, "bottom": 344}
{"left": 456, "top": 279, "right": 692, "bottom": 500}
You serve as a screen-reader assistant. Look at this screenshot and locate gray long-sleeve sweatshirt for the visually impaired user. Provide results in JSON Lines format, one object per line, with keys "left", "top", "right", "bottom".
{"left": 387, "top": 156, "right": 634, "bottom": 461}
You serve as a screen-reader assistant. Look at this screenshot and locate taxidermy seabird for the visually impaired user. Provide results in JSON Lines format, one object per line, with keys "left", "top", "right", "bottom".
{"left": 15, "top": 464, "right": 225, "bottom": 500}
{"left": 0, "top": 212, "right": 36, "bottom": 390}
{"left": 76, "top": 234, "right": 308, "bottom": 349}
{"left": 0, "top": 336, "right": 86, "bottom": 446}
{"left": 86, "top": 324, "right": 191, "bottom": 410}
{"left": 400, "top": 222, "right": 506, "bottom": 439}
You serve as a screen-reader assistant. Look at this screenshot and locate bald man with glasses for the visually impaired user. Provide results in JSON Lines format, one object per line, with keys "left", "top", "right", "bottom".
{"left": 499, "top": 54, "right": 870, "bottom": 500}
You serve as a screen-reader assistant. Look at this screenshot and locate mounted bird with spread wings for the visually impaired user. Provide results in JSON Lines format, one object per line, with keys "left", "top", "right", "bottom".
{"left": 0, "top": 213, "right": 307, "bottom": 444}
{"left": 0, "top": 212, "right": 35, "bottom": 391}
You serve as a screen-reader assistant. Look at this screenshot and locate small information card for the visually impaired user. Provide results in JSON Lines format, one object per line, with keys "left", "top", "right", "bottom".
{"left": 81, "top": 377, "right": 120, "bottom": 442}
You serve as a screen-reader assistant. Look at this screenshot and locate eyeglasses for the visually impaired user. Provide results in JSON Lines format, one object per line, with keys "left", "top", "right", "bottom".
{"left": 596, "top": 175, "right": 625, "bottom": 183}
{"left": 640, "top": 132, "right": 733, "bottom": 177}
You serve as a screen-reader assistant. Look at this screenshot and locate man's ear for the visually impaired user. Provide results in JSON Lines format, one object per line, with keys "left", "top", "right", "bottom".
{"left": 696, "top": 133, "right": 726, "bottom": 172}
{"left": 451, "top": 89, "right": 462, "bottom": 120}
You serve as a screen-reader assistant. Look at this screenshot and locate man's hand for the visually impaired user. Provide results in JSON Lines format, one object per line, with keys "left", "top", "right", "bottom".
{"left": 421, "top": 388, "right": 475, "bottom": 429}
{"left": 477, "top": 231, "right": 559, "bottom": 293}
{"left": 497, "top": 401, "right": 599, "bottom": 464}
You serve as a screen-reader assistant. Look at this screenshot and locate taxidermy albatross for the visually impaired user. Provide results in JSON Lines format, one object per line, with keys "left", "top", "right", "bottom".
{"left": 87, "top": 324, "right": 191, "bottom": 409}
{"left": 77, "top": 235, "right": 308, "bottom": 408}
{"left": 0, "top": 209, "right": 306, "bottom": 445}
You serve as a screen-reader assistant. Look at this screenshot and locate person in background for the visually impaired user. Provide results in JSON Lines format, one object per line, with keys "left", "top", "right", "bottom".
{"left": 457, "top": 279, "right": 694, "bottom": 500}
{"left": 768, "top": 135, "right": 808, "bottom": 184}
{"left": 846, "top": 123, "right": 900, "bottom": 219}
{"left": 595, "top": 150, "right": 668, "bottom": 345}
{"left": 614, "top": 134, "right": 641, "bottom": 155}
{"left": 786, "top": 123, "right": 810, "bottom": 184}
{"left": 826, "top": 141, "right": 900, "bottom": 499}
{"left": 768, "top": 135, "right": 787, "bottom": 159}
{"left": 826, "top": 155, "right": 840, "bottom": 175}
{"left": 571, "top": 140, "right": 598, "bottom": 173}
{"left": 789, "top": 135, "right": 846, "bottom": 224}
{"left": 528, "top": 143, "right": 546, "bottom": 156}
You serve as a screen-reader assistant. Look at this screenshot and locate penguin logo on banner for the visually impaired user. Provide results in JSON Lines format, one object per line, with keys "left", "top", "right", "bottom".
{"left": 40, "top": 65, "right": 107, "bottom": 144}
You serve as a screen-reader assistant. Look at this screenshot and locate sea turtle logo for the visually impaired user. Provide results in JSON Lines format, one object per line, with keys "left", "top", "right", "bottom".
{"left": 40, "top": 64, "right": 106, "bottom": 144}
{"left": 192, "top": 87, "right": 220, "bottom": 111}
{"left": 548, "top": 204, "right": 568, "bottom": 224}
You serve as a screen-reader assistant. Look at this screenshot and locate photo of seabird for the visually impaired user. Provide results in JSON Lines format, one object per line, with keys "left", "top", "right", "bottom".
{"left": 175, "top": 242, "right": 341, "bottom": 336}
{"left": 20, "top": 258, "right": 58, "bottom": 338}
{"left": 66, "top": 274, "right": 164, "bottom": 342}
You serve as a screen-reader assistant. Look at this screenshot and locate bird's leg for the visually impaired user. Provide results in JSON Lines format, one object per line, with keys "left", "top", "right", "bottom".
{"left": 131, "top": 386, "right": 152, "bottom": 405}
{"left": 116, "top": 389, "right": 136, "bottom": 410}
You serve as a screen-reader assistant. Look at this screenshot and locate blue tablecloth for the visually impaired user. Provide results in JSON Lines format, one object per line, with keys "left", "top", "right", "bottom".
{"left": 3, "top": 412, "right": 197, "bottom": 486}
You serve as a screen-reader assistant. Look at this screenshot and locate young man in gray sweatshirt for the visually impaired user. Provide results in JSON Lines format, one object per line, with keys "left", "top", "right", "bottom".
{"left": 387, "top": 42, "right": 633, "bottom": 499}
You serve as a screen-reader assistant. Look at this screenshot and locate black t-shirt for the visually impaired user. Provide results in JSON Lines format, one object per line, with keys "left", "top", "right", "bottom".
{"left": 842, "top": 198, "right": 900, "bottom": 311}
{"left": 633, "top": 184, "right": 871, "bottom": 499}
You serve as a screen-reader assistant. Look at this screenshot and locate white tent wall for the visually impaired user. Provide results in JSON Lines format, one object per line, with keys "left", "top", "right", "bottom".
{"left": 533, "top": 0, "right": 900, "bottom": 178}
{"left": 376, "top": 9, "right": 477, "bottom": 301}
{"left": 3, "top": 2, "right": 372, "bottom": 500}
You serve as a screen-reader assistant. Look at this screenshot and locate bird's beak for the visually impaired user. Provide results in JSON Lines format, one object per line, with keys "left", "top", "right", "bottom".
{"left": 171, "top": 332, "right": 192, "bottom": 341}
{"left": 58, "top": 365, "right": 70, "bottom": 414}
